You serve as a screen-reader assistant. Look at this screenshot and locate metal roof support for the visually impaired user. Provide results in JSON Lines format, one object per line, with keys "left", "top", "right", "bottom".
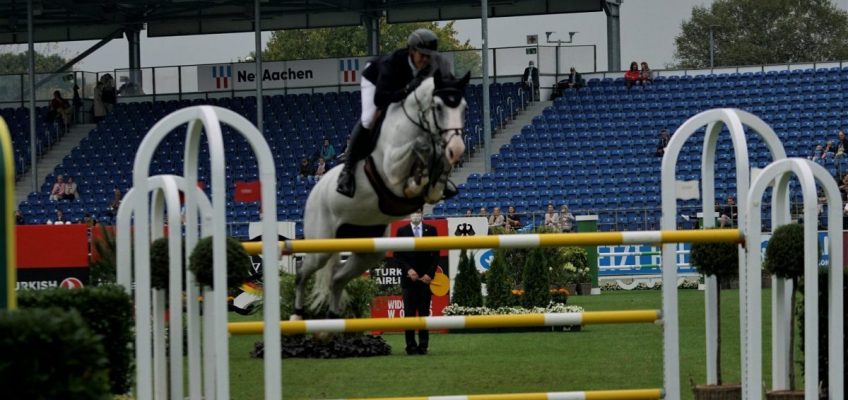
{"left": 27, "top": 0, "right": 36, "bottom": 194}
{"left": 481, "top": 0, "right": 491, "bottom": 172}
{"left": 603, "top": 0, "right": 622, "bottom": 71}
{"left": 255, "top": 0, "right": 264, "bottom": 135}
{"left": 126, "top": 26, "right": 142, "bottom": 93}
{"left": 365, "top": 13, "right": 381, "bottom": 56}
{"left": 34, "top": 30, "right": 120, "bottom": 90}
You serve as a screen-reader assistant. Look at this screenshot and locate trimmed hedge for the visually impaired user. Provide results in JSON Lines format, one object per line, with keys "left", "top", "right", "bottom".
{"left": 485, "top": 248, "right": 512, "bottom": 309}
{"left": 521, "top": 247, "right": 550, "bottom": 308}
{"left": 17, "top": 285, "right": 134, "bottom": 394}
{"left": 150, "top": 236, "right": 185, "bottom": 291}
{"left": 0, "top": 308, "right": 111, "bottom": 399}
{"left": 452, "top": 249, "right": 483, "bottom": 307}
{"left": 189, "top": 236, "right": 252, "bottom": 289}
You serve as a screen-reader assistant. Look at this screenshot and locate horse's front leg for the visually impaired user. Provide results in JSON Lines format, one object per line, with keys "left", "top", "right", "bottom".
{"left": 292, "top": 252, "right": 333, "bottom": 320}
{"left": 424, "top": 156, "right": 453, "bottom": 203}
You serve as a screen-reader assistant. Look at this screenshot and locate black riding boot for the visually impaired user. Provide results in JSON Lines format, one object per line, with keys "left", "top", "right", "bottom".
{"left": 336, "top": 122, "right": 373, "bottom": 197}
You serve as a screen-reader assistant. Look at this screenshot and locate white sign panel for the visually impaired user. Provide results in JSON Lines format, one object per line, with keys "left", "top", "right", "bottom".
{"left": 446, "top": 217, "right": 490, "bottom": 293}
{"left": 198, "top": 57, "right": 372, "bottom": 92}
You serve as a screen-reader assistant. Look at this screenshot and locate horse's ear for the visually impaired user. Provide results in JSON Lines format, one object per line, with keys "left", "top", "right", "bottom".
{"left": 459, "top": 71, "right": 471, "bottom": 88}
{"left": 433, "top": 69, "right": 444, "bottom": 88}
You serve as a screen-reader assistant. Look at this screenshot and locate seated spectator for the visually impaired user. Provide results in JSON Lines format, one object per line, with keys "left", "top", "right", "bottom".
{"left": 15, "top": 209, "right": 25, "bottom": 225}
{"left": 810, "top": 144, "right": 824, "bottom": 162}
{"left": 505, "top": 206, "right": 521, "bottom": 231}
{"left": 64, "top": 176, "right": 79, "bottom": 201}
{"left": 465, "top": 208, "right": 473, "bottom": 217}
{"left": 656, "top": 129, "right": 670, "bottom": 157}
{"left": 839, "top": 174, "right": 848, "bottom": 200}
{"left": 49, "top": 209, "right": 67, "bottom": 225}
{"left": 108, "top": 188, "right": 122, "bottom": 216}
{"left": 640, "top": 62, "right": 653, "bottom": 84}
{"left": 823, "top": 140, "right": 836, "bottom": 159}
{"left": 298, "top": 158, "right": 314, "bottom": 183}
{"left": 624, "top": 61, "right": 640, "bottom": 90}
{"left": 559, "top": 205, "right": 575, "bottom": 232}
{"left": 49, "top": 175, "right": 66, "bottom": 201}
{"left": 488, "top": 207, "right": 505, "bottom": 230}
{"left": 554, "top": 67, "right": 583, "bottom": 98}
{"left": 479, "top": 207, "right": 488, "bottom": 218}
{"left": 314, "top": 157, "right": 326, "bottom": 180}
{"left": 544, "top": 204, "right": 560, "bottom": 230}
{"left": 836, "top": 130, "right": 847, "bottom": 158}
{"left": 717, "top": 196, "right": 737, "bottom": 228}
{"left": 320, "top": 138, "right": 336, "bottom": 161}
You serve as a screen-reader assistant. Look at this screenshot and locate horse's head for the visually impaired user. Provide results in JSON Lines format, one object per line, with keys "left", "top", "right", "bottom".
{"left": 431, "top": 71, "right": 471, "bottom": 166}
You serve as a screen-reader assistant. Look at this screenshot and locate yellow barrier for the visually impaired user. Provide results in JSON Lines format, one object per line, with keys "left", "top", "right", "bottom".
{"left": 241, "top": 229, "right": 743, "bottom": 255}
{"left": 227, "top": 310, "right": 661, "bottom": 336}
{"left": 340, "top": 388, "right": 664, "bottom": 400}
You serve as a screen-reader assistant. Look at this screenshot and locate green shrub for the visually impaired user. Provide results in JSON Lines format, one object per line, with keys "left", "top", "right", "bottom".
{"left": 763, "top": 223, "right": 806, "bottom": 281}
{"left": 89, "top": 225, "right": 117, "bottom": 285}
{"left": 690, "top": 234, "right": 739, "bottom": 281}
{"left": 18, "top": 285, "right": 134, "bottom": 394}
{"left": 452, "top": 249, "right": 483, "bottom": 307}
{"left": 485, "top": 249, "right": 513, "bottom": 308}
{"left": 0, "top": 308, "right": 111, "bottom": 399}
{"left": 560, "top": 247, "right": 588, "bottom": 283}
{"left": 522, "top": 247, "right": 551, "bottom": 308}
{"left": 150, "top": 236, "right": 185, "bottom": 291}
{"left": 189, "top": 236, "right": 251, "bottom": 289}
{"left": 278, "top": 273, "right": 377, "bottom": 319}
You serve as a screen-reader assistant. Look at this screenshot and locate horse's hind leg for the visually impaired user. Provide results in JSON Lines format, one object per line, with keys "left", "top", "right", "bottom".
{"left": 328, "top": 252, "right": 384, "bottom": 317}
{"left": 292, "top": 252, "right": 334, "bottom": 320}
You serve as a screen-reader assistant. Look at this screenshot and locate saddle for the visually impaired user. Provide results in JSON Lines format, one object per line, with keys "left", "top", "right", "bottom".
{"left": 364, "top": 156, "right": 425, "bottom": 216}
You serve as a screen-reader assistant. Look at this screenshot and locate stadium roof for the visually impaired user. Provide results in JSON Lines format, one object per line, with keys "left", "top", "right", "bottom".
{"left": 0, "top": 0, "right": 604, "bottom": 45}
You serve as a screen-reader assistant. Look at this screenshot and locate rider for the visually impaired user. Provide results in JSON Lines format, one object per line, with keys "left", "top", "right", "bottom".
{"left": 336, "top": 28, "right": 444, "bottom": 197}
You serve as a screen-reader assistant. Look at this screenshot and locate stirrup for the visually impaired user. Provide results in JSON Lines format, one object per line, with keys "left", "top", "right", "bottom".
{"left": 336, "top": 168, "right": 355, "bottom": 198}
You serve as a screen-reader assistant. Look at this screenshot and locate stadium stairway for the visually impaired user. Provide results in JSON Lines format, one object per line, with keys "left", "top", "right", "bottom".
{"left": 425, "top": 99, "right": 552, "bottom": 215}
{"left": 14, "top": 123, "right": 96, "bottom": 206}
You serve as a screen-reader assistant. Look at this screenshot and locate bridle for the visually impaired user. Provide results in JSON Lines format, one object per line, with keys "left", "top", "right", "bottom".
{"left": 402, "top": 84, "right": 466, "bottom": 147}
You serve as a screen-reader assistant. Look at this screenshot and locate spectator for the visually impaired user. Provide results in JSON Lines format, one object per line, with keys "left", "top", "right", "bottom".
{"left": 479, "top": 207, "right": 488, "bottom": 218}
{"left": 64, "top": 176, "right": 79, "bottom": 201}
{"left": 50, "top": 209, "right": 67, "bottom": 225}
{"left": 836, "top": 130, "right": 847, "bottom": 159}
{"left": 49, "top": 175, "right": 66, "bottom": 201}
{"left": 73, "top": 85, "right": 83, "bottom": 124}
{"left": 522, "top": 61, "right": 540, "bottom": 101}
{"left": 559, "top": 205, "right": 575, "bottom": 232}
{"left": 839, "top": 174, "right": 848, "bottom": 200}
{"left": 100, "top": 74, "right": 117, "bottom": 114}
{"left": 823, "top": 140, "right": 835, "bottom": 159}
{"left": 544, "top": 204, "right": 560, "bottom": 230}
{"left": 314, "top": 157, "right": 326, "bottom": 180}
{"left": 656, "top": 129, "right": 671, "bottom": 157}
{"left": 639, "top": 62, "right": 653, "bottom": 84}
{"left": 718, "top": 196, "right": 737, "bottom": 228}
{"left": 464, "top": 208, "right": 473, "bottom": 217}
{"left": 488, "top": 206, "right": 505, "bottom": 230}
{"left": 554, "top": 67, "right": 583, "bottom": 99}
{"left": 298, "top": 158, "right": 314, "bottom": 183}
{"left": 810, "top": 144, "right": 824, "bottom": 162}
{"left": 15, "top": 209, "right": 25, "bottom": 225}
{"left": 108, "top": 188, "right": 122, "bottom": 216}
{"left": 320, "top": 138, "right": 336, "bottom": 161}
{"left": 48, "top": 90, "right": 71, "bottom": 135}
{"left": 117, "top": 76, "right": 142, "bottom": 96}
{"left": 93, "top": 81, "right": 107, "bottom": 123}
{"left": 505, "top": 206, "right": 521, "bottom": 231}
{"left": 624, "top": 61, "right": 640, "bottom": 90}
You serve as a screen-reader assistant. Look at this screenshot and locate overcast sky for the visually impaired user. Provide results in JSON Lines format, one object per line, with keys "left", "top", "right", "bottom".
{"left": 6, "top": 0, "right": 848, "bottom": 74}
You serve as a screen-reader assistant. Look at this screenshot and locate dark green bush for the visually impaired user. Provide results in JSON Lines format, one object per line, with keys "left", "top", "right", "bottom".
{"left": 485, "top": 249, "right": 513, "bottom": 308}
{"left": 522, "top": 247, "right": 551, "bottom": 308}
{"left": 0, "top": 308, "right": 110, "bottom": 399}
{"left": 89, "top": 225, "right": 117, "bottom": 285}
{"left": 189, "top": 236, "right": 251, "bottom": 289}
{"left": 452, "top": 250, "right": 483, "bottom": 307}
{"left": 690, "top": 231, "right": 739, "bottom": 281}
{"left": 764, "top": 223, "right": 806, "bottom": 281}
{"left": 797, "top": 270, "right": 847, "bottom": 394}
{"left": 17, "top": 285, "right": 133, "bottom": 395}
{"left": 150, "top": 236, "right": 185, "bottom": 291}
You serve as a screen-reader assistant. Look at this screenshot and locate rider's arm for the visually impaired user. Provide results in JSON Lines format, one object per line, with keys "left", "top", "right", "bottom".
{"left": 374, "top": 52, "right": 413, "bottom": 109}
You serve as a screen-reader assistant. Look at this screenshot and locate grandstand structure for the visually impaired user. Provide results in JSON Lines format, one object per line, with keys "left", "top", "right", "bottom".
{"left": 9, "top": 66, "right": 844, "bottom": 236}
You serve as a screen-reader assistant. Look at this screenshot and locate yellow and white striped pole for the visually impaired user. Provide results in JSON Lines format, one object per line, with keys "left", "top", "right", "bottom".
{"left": 227, "top": 310, "right": 661, "bottom": 336}
{"left": 337, "top": 388, "right": 664, "bottom": 400}
{"left": 242, "top": 229, "right": 742, "bottom": 255}
{"left": 0, "top": 117, "right": 15, "bottom": 310}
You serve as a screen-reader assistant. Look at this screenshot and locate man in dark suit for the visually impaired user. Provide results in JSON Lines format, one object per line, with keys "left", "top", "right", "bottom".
{"left": 394, "top": 209, "right": 439, "bottom": 355}
{"left": 522, "top": 60, "right": 540, "bottom": 101}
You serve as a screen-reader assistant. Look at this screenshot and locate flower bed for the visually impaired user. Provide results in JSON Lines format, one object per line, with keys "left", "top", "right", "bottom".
{"left": 442, "top": 302, "right": 585, "bottom": 333}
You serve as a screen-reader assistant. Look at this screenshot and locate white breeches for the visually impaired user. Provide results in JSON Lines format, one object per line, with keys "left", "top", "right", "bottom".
{"left": 360, "top": 77, "right": 378, "bottom": 129}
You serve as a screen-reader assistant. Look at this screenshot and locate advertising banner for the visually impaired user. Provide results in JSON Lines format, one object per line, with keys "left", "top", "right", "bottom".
{"left": 198, "top": 57, "right": 371, "bottom": 92}
{"left": 446, "top": 217, "right": 490, "bottom": 293}
{"left": 16, "top": 225, "right": 90, "bottom": 290}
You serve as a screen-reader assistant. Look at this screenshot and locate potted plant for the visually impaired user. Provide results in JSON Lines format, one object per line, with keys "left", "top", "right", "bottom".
{"left": 689, "top": 230, "right": 741, "bottom": 399}
{"left": 763, "top": 223, "right": 808, "bottom": 399}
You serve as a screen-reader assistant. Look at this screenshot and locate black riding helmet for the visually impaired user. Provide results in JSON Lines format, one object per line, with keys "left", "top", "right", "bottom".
{"left": 408, "top": 28, "right": 438, "bottom": 55}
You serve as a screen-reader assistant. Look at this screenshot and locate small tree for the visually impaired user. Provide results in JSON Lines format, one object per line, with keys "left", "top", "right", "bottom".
{"left": 189, "top": 236, "right": 252, "bottom": 290}
{"left": 521, "top": 248, "right": 550, "bottom": 308}
{"left": 485, "top": 249, "right": 512, "bottom": 309}
{"left": 452, "top": 250, "right": 483, "bottom": 307}
{"left": 689, "top": 232, "right": 739, "bottom": 385}
{"left": 763, "top": 223, "right": 807, "bottom": 391}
